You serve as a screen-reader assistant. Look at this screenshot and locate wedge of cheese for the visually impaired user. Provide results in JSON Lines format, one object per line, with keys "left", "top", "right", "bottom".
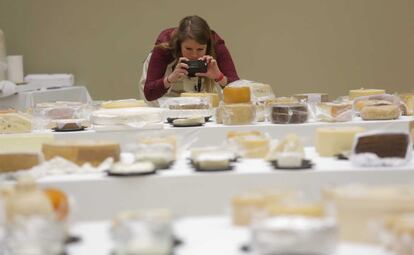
{"left": 0, "top": 113, "right": 32, "bottom": 134}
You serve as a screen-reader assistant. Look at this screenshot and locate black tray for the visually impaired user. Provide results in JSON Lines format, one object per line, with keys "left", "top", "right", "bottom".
{"left": 188, "top": 159, "right": 234, "bottom": 172}
{"left": 52, "top": 126, "right": 86, "bottom": 132}
{"left": 270, "top": 159, "right": 313, "bottom": 170}
{"left": 167, "top": 116, "right": 211, "bottom": 123}
{"left": 170, "top": 122, "right": 204, "bottom": 128}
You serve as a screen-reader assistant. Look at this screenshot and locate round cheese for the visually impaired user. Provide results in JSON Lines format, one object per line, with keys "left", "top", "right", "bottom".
{"left": 223, "top": 87, "right": 251, "bottom": 104}
{"left": 42, "top": 140, "right": 120, "bottom": 166}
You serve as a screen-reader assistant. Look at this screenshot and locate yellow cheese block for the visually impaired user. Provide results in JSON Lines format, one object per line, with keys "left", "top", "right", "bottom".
{"left": 349, "top": 88, "right": 386, "bottom": 100}
{"left": 315, "top": 126, "right": 365, "bottom": 157}
{"left": 0, "top": 133, "right": 55, "bottom": 153}
{"left": 399, "top": 93, "right": 414, "bottom": 116}
{"left": 42, "top": 140, "right": 121, "bottom": 166}
{"left": 181, "top": 92, "right": 220, "bottom": 108}
{"left": 101, "top": 99, "right": 147, "bottom": 109}
{"left": 221, "top": 103, "right": 256, "bottom": 125}
{"left": 223, "top": 87, "right": 251, "bottom": 104}
{"left": 0, "top": 113, "right": 32, "bottom": 134}
{"left": 0, "top": 153, "right": 40, "bottom": 173}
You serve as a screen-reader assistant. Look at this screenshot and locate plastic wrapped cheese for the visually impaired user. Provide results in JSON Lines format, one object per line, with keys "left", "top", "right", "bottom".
{"left": 101, "top": 99, "right": 147, "bottom": 109}
{"left": 219, "top": 103, "right": 256, "bottom": 125}
{"left": 0, "top": 113, "right": 32, "bottom": 134}
{"left": 349, "top": 88, "right": 386, "bottom": 100}
{"left": 315, "top": 102, "right": 353, "bottom": 122}
{"left": 228, "top": 131, "right": 270, "bottom": 158}
{"left": 223, "top": 86, "right": 251, "bottom": 104}
{"left": 180, "top": 92, "right": 220, "bottom": 108}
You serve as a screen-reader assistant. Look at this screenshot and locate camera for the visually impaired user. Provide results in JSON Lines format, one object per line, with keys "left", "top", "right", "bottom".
{"left": 183, "top": 60, "right": 208, "bottom": 77}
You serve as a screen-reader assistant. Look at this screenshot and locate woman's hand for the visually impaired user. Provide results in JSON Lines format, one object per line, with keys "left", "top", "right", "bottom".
{"left": 196, "top": 55, "right": 222, "bottom": 80}
{"left": 164, "top": 57, "right": 189, "bottom": 87}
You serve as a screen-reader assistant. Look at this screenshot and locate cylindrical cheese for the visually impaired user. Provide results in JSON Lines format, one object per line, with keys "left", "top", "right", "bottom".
{"left": 0, "top": 153, "right": 40, "bottom": 172}
{"left": 42, "top": 140, "right": 121, "bottom": 166}
{"left": 223, "top": 87, "right": 251, "bottom": 104}
{"left": 315, "top": 126, "right": 365, "bottom": 157}
{"left": 181, "top": 92, "right": 220, "bottom": 108}
{"left": 349, "top": 88, "right": 386, "bottom": 100}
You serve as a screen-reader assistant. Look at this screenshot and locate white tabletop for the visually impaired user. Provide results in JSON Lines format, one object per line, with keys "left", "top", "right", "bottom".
{"left": 67, "top": 216, "right": 391, "bottom": 255}
{"left": 37, "top": 148, "right": 414, "bottom": 221}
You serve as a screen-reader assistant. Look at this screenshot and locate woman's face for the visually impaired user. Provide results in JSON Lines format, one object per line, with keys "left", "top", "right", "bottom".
{"left": 180, "top": 39, "right": 207, "bottom": 60}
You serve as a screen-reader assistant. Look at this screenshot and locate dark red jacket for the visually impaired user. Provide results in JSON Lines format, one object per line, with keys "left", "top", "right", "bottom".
{"left": 144, "top": 28, "right": 239, "bottom": 101}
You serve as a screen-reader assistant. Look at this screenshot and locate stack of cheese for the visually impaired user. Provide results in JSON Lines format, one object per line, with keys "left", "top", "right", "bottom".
{"left": 0, "top": 133, "right": 55, "bottom": 173}
{"left": 227, "top": 130, "right": 270, "bottom": 158}
{"left": 42, "top": 140, "right": 121, "bottom": 167}
{"left": 324, "top": 185, "right": 414, "bottom": 243}
{"left": 217, "top": 86, "right": 256, "bottom": 124}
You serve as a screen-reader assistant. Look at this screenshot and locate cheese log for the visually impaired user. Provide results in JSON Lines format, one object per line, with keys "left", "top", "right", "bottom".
{"left": 316, "top": 127, "right": 365, "bottom": 157}
{"left": 0, "top": 133, "right": 54, "bottom": 153}
{"left": 223, "top": 87, "right": 251, "bottom": 104}
{"left": 0, "top": 153, "right": 40, "bottom": 172}
{"left": 400, "top": 93, "right": 414, "bottom": 116}
{"left": 360, "top": 105, "right": 400, "bottom": 120}
{"left": 181, "top": 92, "right": 220, "bottom": 108}
{"left": 349, "top": 88, "right": 386, "bottom": 100}
{"left": 354, "top": 100, "right": 392, "bottom": 112}
{"left": 222, "top": 103, "right": 256, "bottom": 125}
{"left": 42, "top": 141, "right": 120, "bottom": 166}
{"left": 0, "top": 113, "right": 32, "bottom": 134}
{"left": 101, "top": 99, "right": 147, "bottom": 109}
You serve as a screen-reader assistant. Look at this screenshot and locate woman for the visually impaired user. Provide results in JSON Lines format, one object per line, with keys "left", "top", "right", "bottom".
{"left": 141, "top": 15, "right": 239, "bottom": 103}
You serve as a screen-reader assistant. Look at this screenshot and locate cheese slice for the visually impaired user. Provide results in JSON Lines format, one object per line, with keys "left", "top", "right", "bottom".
{"left": 181, "top": 92, "right": 220, "bottom": 108}
{"left": 223, "top": 87, "right": 251, "bottom": 104}
{"left": 315, "top": 126, "right": 365, "bottom": 157}
{"left": 349, "top": 88, "right": 386, "bottom": 100}
{"left": 101, "top": 99, "right": 147, "bottom": 109}
{"left": 0, "top": 133, "right": 54, "bottom": 153}
{"left": 0, "top": 113, "right": 32, "bottom": 134}
{"left": 42, "top": 140, "right": 121, "bottom": 166}
{"left": 0, "top": 153, "right": 40, "bottom": 172}
{"left": 317, "top": 102, "right": 353, "bottom": 118}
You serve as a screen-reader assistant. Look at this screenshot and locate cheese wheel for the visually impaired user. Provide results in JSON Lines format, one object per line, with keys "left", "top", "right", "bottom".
{"left": 223, "top": 87, "right": 251, "bottom": 104}
{"left": 42, "top": 140, "right": 120, "bottom": 166}
{"left": 101, "top": 99, "right": 147, "bottom": 109}
{"left": 181, "top": 92, "right": 220, "bottom": 108}
{"left": 0, "top": 153, "right": 40, "bottom": 172}
{"left": 349, "top": 88, "right": 386, "bottom": 100}
{"left": 221, "top": 103, "right": 256, "bottom": 125}
{"left": 315, "top": 126, "right": 365, "bottom": 157}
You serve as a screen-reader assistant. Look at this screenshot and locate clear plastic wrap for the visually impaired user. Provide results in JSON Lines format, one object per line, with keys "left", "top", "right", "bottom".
{"left": 217, "top": 103, "right": 256, "bottom": 125}
{"left": 352, "top": 94, "right": 403, "bottom": 120}
{"left": 226, "top": 80, "right": 275, "bottom": 103}
{"left": 315, "top": 101, "right": 353, "bottom": 122}
{"left": 350, "top": 131, "right": 412, "bottom": 167}
{"left": 267, "top": 134, "right": 305, "bottom": 167}
{"left": 159, "top": 96, "right": 211, "bottom": 109}
{"left": 270, "top": 103, "right": 308, "bottom": 124}
{"left": 379, "top": 213, "right": 414, "bottom": 255}
{"left": 100, "top": 99, "right": 147, "bottom": 109}
{"left": 398, "top": 93, "right": 414, "bottom": 116}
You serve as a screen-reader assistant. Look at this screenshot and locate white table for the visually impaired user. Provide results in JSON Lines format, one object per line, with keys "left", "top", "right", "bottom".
{"left": 67, "top": 216, "right": 391, "bottom": 255}
{"left": 38, "top": 148, "right": 414, "bottom": 221}
{"left": 51, "top": 116, "right": 414, "bottom": 147}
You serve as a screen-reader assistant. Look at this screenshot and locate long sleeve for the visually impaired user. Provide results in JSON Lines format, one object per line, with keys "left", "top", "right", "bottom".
{"left": 213, "top": 32, "right": 239, "bottom": 83}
